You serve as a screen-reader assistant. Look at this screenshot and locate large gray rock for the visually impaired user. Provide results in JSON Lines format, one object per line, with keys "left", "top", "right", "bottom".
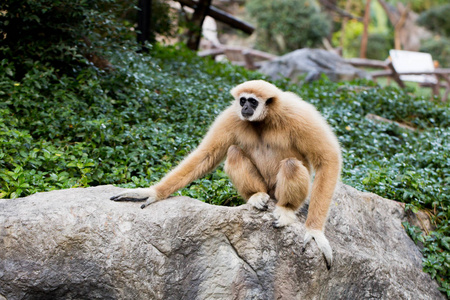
{"left": 260, "top": 48, "right": 371, "bottom": 83}
{"left": 0, "top": 184, "right": 444, "bottom": 300}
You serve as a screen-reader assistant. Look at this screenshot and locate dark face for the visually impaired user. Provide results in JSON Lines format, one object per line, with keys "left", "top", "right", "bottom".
{"left": 240, "top": 97, "right": 259, "bottom": 118}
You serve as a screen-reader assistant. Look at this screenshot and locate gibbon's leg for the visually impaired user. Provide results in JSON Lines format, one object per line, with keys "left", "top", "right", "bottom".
{"left": 224, "top": 145, "right": 270, "bottom": 210}
{"left": 273, "top": 158, "right": 310, "bottom": 228}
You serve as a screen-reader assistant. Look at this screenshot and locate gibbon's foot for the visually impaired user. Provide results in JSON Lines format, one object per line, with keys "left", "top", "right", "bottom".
{"left": 302, "top": 228, "right": 333, "bottom": 270}
{"left": 247, "top": 192, "right": 270, "bottom": 210}
{"left": 272, "top": 205, "right": 297, "bottom": 228}
{"left": 110, "top": 187, "right": 157, "bottom": 209}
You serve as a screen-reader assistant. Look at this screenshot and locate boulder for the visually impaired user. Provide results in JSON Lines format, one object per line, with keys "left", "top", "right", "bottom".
{"left": 259, "top": 48, "right": 371, "bottom": 83}
{"left": 0, "top": 184, "right": 444, "bottom": 300}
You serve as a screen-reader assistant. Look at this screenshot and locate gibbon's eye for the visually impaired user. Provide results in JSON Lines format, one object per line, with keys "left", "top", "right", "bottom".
{"left": 240, "top": 97, "right": 246, "bottom": 106}
{"left": 248, "top": 98, "right": 258, "bottom": 108}
{"left": 266, "top": 97, "right": 274, "bottom": 105}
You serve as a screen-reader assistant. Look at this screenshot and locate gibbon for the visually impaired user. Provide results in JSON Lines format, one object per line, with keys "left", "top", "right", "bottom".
{"left": 111, "top": 80, "right": 342, "bottom": 268}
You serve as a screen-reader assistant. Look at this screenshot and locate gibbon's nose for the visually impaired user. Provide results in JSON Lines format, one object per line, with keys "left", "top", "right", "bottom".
{"left": 242, "top": 106, "right": 254, "bottom": 117}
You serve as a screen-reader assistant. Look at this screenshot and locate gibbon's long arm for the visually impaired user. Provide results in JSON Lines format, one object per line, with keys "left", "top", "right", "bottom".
{"left": 153, "top": 127, "right": 233, "bottom": 200}
{"left": 289, "top": 100, "right": 342, "bottom": 268}
{"left": 305, "top": 158, "right": 341, "bottom": 231}
{"left": 302, "top": 159, "right": 341, "bottom": 269}
{"left": 111, "top": 110, "right": 236, "bottom": 206}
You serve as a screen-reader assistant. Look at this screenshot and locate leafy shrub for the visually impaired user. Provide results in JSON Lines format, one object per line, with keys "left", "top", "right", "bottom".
{"left": 365, "top": 33, "right": 394, "bottom": 60}
{"left": 0, "top": 0, "right": 174, "bottom": 78}
{"left": 0, "top": 0, "right": 131, "bottom": 77}
{"left": 417, "top": 4, "right": 450, "bottom": 37}
{"left": 246, "top": 0, "right": 331, "bottom": 54}
{"left": 112, "top": 0, "right": 176, "bottom": 43}
{"left": 332, "top": 20, "right": 363, "bottom": 58}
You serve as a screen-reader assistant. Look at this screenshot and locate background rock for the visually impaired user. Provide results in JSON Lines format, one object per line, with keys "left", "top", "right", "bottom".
{"left": 0, "top": 184, "right": 444, "bottom": 300}
{"left": 259, "top": 48, "right": 371, "bottom": 83}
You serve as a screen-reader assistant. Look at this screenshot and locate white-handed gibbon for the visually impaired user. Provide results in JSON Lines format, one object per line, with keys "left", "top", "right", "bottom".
{"left": 111, "top": 80, "right": 342, "bottom": 268}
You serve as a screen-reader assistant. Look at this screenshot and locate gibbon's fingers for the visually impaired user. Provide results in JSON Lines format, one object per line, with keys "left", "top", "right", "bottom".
{"left": 303, "top": 228, "right": 333, "bottom": 269}
{"left": 272, "top": 205, "right": 297, "bottom": 228}
{"left": 110, "top": 187, "right": 157, "bottom": 203}
{"left": 247, "top": 192, "right": 270, "bottom": 210}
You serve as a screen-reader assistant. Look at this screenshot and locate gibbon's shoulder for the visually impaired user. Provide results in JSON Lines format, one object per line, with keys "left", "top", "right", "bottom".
{"left": 279, "top": 91, "right": 321, "bottom": 117}
{"left": 277, "top": 92, "right": 336, "bottom": 137}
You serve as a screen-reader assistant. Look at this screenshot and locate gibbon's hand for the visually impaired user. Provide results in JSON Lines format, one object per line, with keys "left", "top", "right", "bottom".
{"left": 110, "top": 187, "right": 158, "bottom": 209}
{"left": 302, "top": 228, "right": 333, "bottom": 270}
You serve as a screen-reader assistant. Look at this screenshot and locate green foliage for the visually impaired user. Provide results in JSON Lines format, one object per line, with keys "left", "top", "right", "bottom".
{"left": 420, "top": 37, "right": 450, "bottom": 68}
{"left": 246, "top": 0, "right": 331, "bottom": 54}
{"left": 417, "top": 4, "right": 450, "bottom": 37}
{"left": 385, "top": 0, "right": 449, "bottom": 13}
{"left": 404, "top": 222, "right": 450, "bottom": 295}
{"left": 366, "top": 32, "right": 394, "bottom": 60}
{"left": 0, "top": 0, "right": 139, "bottom": 78}
{"left": 332, "top": 20, "right": 364, "bottom": 58}
{"left": 349, "top": 32, "right": 393, "bottom": 60}
{"left": 112, "top": 0, "right": 176, "bottom": 42}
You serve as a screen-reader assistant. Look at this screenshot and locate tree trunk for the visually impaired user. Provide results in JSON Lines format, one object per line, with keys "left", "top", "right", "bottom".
{"left": 186, "top": 0, "right": 212, "bottom": 51}
{"left": 137, "top": 0, "right": 153, "bottom": 52}
{"left": 394, "top": 3, "right": 409, "bottom": 50}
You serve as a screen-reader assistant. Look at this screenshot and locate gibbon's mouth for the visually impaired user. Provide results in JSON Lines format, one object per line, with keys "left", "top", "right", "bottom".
{"left": 240, "top": 113, "right": 257, "bottom": 122}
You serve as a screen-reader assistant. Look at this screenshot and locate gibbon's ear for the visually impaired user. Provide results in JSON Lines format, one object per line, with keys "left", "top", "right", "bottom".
{"left": 266, "top": 97, "right": 274, "bottom": 105}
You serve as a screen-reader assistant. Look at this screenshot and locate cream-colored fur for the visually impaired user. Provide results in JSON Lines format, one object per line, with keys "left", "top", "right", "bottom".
{"left": 111, "top": 80, "right": 342, "bottom": 267}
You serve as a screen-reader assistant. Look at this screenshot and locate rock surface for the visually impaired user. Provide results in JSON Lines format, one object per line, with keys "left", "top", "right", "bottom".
{"left": 260, "top": 48, "right": 371, "bottom": 83}
{"left": 0, "top": 184, "right": 444, "bottom": 300}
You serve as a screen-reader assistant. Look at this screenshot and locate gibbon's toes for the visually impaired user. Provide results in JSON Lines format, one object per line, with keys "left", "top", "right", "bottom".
{"left": 247, "top": 192, "right": 270, "bottom": 211}
{"left": 272, "top": 205, "right": 297, "bottom": 228}
{"left": 303, "top": 228, "right": 333, "bottom": 269}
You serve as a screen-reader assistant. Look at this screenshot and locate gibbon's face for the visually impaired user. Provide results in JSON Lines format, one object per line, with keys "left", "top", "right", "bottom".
{"left": 238, "top": 93, "right": 272, "bottom": 122}
{"left": 230, "top": 80, "right": 279, "bottom": 122}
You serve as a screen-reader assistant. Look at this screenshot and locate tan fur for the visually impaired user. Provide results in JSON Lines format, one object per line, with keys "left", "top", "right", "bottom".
{"left": 275, "top": 158, "right": 310, "bottom": 211}
{"left": 148, "top": 80, "right": 341, "bottom": 232}
{"left": 224, "top": 145, "right": 268, "bottom": 200}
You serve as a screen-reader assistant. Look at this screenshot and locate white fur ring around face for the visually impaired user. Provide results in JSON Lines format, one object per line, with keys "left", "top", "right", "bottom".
{"left": 247, "top": 192, "right": 270, "bottom": 210}
{"left": 303, "top": 228, "right": 333, "bottom": 269}
{"left": 110, "top": 187, "right": 157, "bottom": 209}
